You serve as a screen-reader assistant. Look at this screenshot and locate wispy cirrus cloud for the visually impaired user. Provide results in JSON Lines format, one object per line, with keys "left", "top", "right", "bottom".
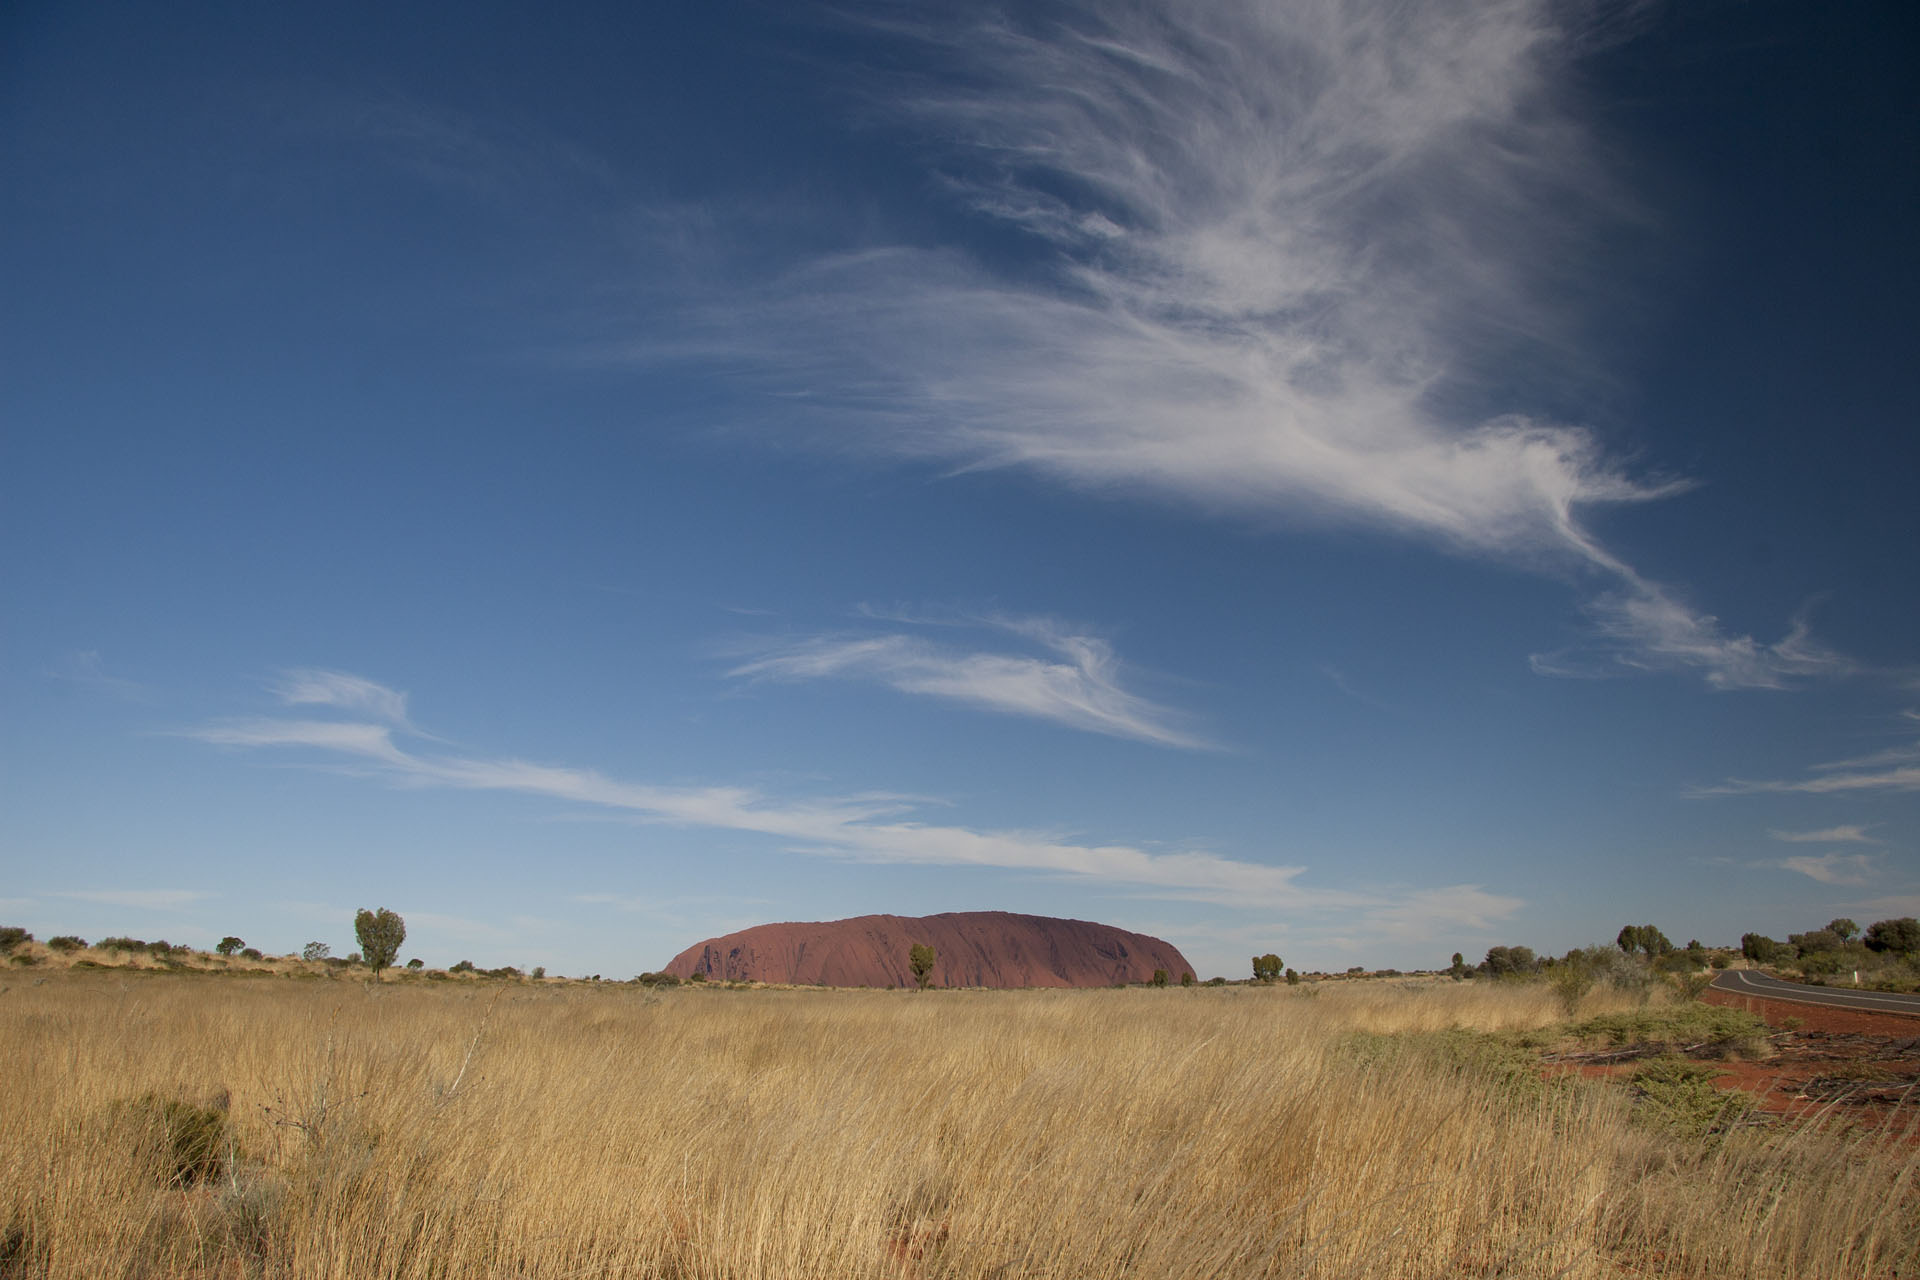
{"left": 270, "top": 669, "right": 413, "bottom": 728}
{"left": 53, "top": 889, "right": 209, "bottom": 911}
{"left": 603, "top": 1, "right": 1836, "bottom": 690}
{"left": 181, "top": 672, "right": 1518, "bottom": 930}
{"left": 729, "top": 615, "right": 1211, "bottom": 749}
{"left": 1777, "top": 853, "right": 1878, "bottom": 887}
{"left": 1692, "top": 711, "right": 1920, "bottom": 796}
{"left": 48, "top": 650, "right": 153, "bottom": 702}
{"left": 1530, "top": 595, "right": 1852, "bottom": 691}
{"left": 1771, "top": 825, "right": 1877, "bottom": 845}
{"left": 1691, "top": 753, "right": 1920, "bottom": 798}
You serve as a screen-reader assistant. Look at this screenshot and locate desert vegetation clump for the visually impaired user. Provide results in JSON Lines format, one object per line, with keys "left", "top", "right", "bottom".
{"left": 908, "top": 942, "right": 936, "bottom": 990}
{"left": 108, "top": 1091, "right": 234, "bottom": 1189}
{"left": 1733, "top": 915, "right": 1920, "bottom": 990}
{"left": 1628, "top": 1057, "right": 1754, "bottom": 1139}
{"left": 353, "top": 908, "right": 406, "bottom": 978}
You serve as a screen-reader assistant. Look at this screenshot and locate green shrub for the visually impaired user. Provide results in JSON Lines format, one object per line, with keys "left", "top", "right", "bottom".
{"left": 111, "top": 1092, "right": 233, "bottom": 1188}
{"left": 98, "top": 936, "right": 146, "bottom": 953}
{"left": 47, "top": 935, "right": 86, "bottom": 952}
{"left": 1549, "top": 962, "right": 1594, "bottom": 1015}
{"left": 1568, "top": 1005, "right": 1768, "bottom": 1056}
{"left": 0, "top": 927, "right": 31, "bottom": 954}
{"left": 240, "top": 947, "right": 264, "bottom": 961}
{"left": 1630, "top": 1058, "right": 1751, "bottom": 1138}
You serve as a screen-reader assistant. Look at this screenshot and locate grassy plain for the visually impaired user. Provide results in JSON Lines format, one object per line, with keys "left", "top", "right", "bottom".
{"left": 1, "top": 972, "right": 1913, "bottom": 1279}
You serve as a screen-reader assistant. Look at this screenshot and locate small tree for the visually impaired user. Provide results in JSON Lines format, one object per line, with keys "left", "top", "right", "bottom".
{"left": 1616, "top": 925, "right": 1673, "bottom": 958}
{"left": 1864, "top": 917, "right": 1920, "bottom": 956}
{"left": 1828, "top": 918, "right": 1859, "bottom": 941}
{"left": 908, "top": 942, "right": 937, "bottom": 990}
{"left": 1481, "top": 945, "right": 1538, "bottom": 978}
{"left": 1251, "top": 953, "right": 1284, "bottom": 982}
{"left": 353, "top": 908, "right": 406, "bottom": 979}
{"left": 0, "top": 927, "right": 30, "bottom": 954}
{"left": 301, "top": 941, "right": 331, "bottom": 962}
{"left": 1150, "top": 968, "right": 1169, "bottom": 987}
{"left": 1180, "top": 970, "right": 1195, "bottom": 987}
{"left": 216, "top": 936, "right": 244, "bottom": 957}
{"left": 1449, "top": 952, "right": 1468, "bottom": 980}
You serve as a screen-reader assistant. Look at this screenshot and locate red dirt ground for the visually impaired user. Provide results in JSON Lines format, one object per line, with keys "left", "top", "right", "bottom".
{"left": 1697, "top": 990, "right": 1918, "bottom": 1131}
{"left": 1545, "top": 991, "right": 1920, "bottom": 1137}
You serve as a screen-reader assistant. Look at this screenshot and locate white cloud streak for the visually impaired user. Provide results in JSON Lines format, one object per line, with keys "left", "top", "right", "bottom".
{"left": 608, "top": 0, "right": 1834, "bottom": 690}
{"left": 1531, "top": 595, "right": 1852, "bottom": 690}
{"left": 1770, "top": 825, "right": 1877, "bottom": 845}
{"left": 729, "top": 617, "right": 1211, "bottom": 748}
{"left": 1777, "top": 854, "right": 1877, "bottom": 887}
{"left": 54, "top": 889, "right": 209, "bottom": 911}
{"left": 272, "top": 670, "right": 413, "bottom": 727}
{"left": 48, "top": 650, "right": 153, "bottom": 702}
{"left": 1694, "top": 718, "right": 1920, "bottom": 796}
{"left": 1693, "top": 762, "right": 1920, "bottom": 798}
{"left": 181, "top": 676, "right": 1519, "bottom": 930}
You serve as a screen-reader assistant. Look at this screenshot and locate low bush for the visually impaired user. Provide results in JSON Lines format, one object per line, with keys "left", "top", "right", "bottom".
{"left": 1567, "top": 1005, "right": 1768, "bottom": 1057}
{"left": 46, "top": 935, "right": 85, "bottom": 952}
{"left": 1630, "top": 1057, "right": 1752, "bottom": 1138}
{"left": 0, "top": 928, "right": 32, "bottom": 954}
{"left": 109, "top": 1092, "right": 233, "bottom": 1188}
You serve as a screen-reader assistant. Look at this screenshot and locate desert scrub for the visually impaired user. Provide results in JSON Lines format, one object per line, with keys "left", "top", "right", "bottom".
{"left": 1629, "top": 1058, "right": 1754, "bottom": 1139}
{"left": 2, "top": 974, "right": 1915, "bottom": 1280}
{"left": 109, "top": 1091, "right": 234, "bottom": 1188}
{"left": 1568, "top": 1004, "right": 1770, "bottom": 1057}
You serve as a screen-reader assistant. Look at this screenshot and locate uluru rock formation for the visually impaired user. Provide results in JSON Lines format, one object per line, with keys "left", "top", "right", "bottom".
{"left": 664, "top": 911, "right": 1195, "bottom": 989}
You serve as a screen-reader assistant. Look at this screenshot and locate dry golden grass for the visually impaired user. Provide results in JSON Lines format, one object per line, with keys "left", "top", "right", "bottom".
{"left": 1, "top": 972, "right": 1912, "bottom": 1279}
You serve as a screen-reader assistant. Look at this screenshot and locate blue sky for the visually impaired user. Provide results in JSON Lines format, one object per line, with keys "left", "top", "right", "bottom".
{"left": 4, "top": 0, "right": 1917, "bottom": 979}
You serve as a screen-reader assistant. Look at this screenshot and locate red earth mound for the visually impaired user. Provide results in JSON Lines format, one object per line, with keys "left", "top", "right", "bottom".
{"left": 664, "top": 911, "right": 1196, "bottom": 989}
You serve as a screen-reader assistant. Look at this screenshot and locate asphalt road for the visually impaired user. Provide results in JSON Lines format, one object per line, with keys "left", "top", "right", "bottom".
{"left": 1709, "top": 967, "right": 1920, "bottom": 1018}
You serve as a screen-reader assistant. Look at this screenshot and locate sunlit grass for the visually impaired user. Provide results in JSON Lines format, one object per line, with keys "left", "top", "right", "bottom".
{"left": 1, "top": 973, "right": 1911, "bottom": 1278}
